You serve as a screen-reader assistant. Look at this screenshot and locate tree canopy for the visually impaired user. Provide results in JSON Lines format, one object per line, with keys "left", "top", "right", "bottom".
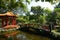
{"left": 0, "top": 0, "right": 31, "bottom": 13}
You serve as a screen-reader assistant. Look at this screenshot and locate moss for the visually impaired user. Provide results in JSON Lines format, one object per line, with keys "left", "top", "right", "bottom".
{"left": 56, "top": 28, "right": 60, "bottom": 32}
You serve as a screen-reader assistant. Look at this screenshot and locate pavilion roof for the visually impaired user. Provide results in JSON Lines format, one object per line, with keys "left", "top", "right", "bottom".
{"left": 0, "top": 12, "right": 17, "bottom": 17}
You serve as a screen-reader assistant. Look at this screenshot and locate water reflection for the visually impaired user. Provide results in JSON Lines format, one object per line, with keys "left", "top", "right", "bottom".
{"left": 8, "top": 36, "right": 14, "bottom": 40}
{"left": 17, "top": 34, "right": 27, "bottom": 40}
{"left": 0, "top": 30, "right": 51, "bottom": 40}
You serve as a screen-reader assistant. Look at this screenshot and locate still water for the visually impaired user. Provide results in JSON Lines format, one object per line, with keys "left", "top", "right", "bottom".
{"left": 0, "top": 30, "right": 51, "bottom": 40}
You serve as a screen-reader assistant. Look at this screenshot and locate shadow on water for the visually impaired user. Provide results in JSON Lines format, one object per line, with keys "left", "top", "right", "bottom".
{"left": 18, "top": 27, "right": 51, "bottom": 37}
{"left": 18, "top": 27, "right": 60, "bottom": 40}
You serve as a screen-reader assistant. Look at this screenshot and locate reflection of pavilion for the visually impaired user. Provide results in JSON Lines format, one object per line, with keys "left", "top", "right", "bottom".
{"left": 0, "top": 12, "right": 18, "bottom": 29}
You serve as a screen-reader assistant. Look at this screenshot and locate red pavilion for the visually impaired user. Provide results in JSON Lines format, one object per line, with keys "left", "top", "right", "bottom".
{"left": 0, "top": 12, "right": 19, "bottom": 29}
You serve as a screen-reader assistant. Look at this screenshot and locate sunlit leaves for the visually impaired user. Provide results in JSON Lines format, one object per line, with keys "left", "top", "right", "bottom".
{"left": 54, "top": 8, "right": 60, "bottom": 24}
{"left": 0, "top": 0, "right": 29, "bottom": 13}
{"left": 31, "top": 6, "right": 46, "bottom": 24}
{"left": 17, "top": 16, "right": 29, "bottom": 23}
{"left": 44, "top": 9, "right": 52, "bottom": 14}
{"left": 31, "top": 6, "right": 43, "bottom": 15}
{"left": 35, "top": 0, "right": 39, "bottom": 2}
{"left": 54, "top": 8, "right": 60, "bottom": 12}
{"left": 46, "top": 0, "right": 53, "bottom": 2}
{"left": 26, "top": 0, "right": 31, "bottom": 4}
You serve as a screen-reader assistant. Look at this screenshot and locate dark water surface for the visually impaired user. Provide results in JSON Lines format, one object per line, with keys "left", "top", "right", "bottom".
{"left": 0, "top": 30, "right": 51, "bottom": 40}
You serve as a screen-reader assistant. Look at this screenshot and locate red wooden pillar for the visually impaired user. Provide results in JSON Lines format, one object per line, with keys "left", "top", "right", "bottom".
{"left": 2, "top": 18, "right": 4, "bottom": 27}
{"left": 11, "top": 17, "right": 13, "bottom": 25}
{"left": 14, "top": 18, "right": 16, "bottom": 25}
{"left": 12, "top": 17, "right": 14, "bottom": 25}
{"left": 5, "top": 17, "right": 8, "bottom": 26}
{"left": 12, "top": 17, "right": 16, "bottom": 25}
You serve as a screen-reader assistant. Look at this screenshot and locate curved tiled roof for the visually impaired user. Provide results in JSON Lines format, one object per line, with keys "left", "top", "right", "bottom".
{"left": 0, "top": 12, "right": 17, "bottom": 17}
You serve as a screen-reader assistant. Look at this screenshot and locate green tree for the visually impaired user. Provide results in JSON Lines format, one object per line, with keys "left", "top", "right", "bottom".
{"left": 54, "top": 8, "right": 60, "bottom": 25}
{"left": 44, "top": 9, "right": 56, "bottom": 24}
{"left": 46, "top": 0, "right": 53, "bottom": 2}
{"left": 0, "top": 0, "right": 31, "bottom": 13}
{"left": 31, "top": 6, "right": 44, "bottom": 23}
{"left": 31, "top": 6, "right": 49, "bottom": 25}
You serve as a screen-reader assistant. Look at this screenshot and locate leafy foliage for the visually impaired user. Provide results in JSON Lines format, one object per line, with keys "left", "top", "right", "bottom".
{"left": 17, "top": 15, "right": 29, "bottom": 23}
{"left": 31, "top": 6, "right": 47, "bottom": 25}
{"left": 31, "top": 6, "right": 43, "bottom": 15}
{"left": 54, "top": 8, "right": 60, "bottom": 25}
{"left": 0, "top": 0, "right": 30, "bottom": 13}
{"left": 35, "top": 0, "right": 39, "bottom": 2}
{"left": 46, "top": 0, "right": 53, "bottom": 2}
{"left": 54, "top": 8, "right": 60, "bottom": 12}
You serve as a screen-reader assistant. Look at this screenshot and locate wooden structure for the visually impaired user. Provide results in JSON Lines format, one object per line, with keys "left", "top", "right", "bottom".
{"left": 0, "top": 12, "right": 17, "bottom": 28}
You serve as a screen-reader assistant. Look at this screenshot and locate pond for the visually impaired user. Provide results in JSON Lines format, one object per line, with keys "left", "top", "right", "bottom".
{"left": 0, "top": 30, "right": 51, "bottom": 40}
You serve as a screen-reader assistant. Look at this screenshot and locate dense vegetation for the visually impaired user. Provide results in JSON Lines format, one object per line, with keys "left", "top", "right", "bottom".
{"left": 0, "top": 0, "right": 60, "bottom": 28}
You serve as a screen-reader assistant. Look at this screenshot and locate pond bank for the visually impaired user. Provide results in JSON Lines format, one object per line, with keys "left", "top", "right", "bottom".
{"left": 18, "top": 27, "right": 60, "bottom": 40}
{"left": 0, "top": 30, "right": 51, "bottom": 40}
{"left": 0, "top": 27, "right": 60, "bottom": 40}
